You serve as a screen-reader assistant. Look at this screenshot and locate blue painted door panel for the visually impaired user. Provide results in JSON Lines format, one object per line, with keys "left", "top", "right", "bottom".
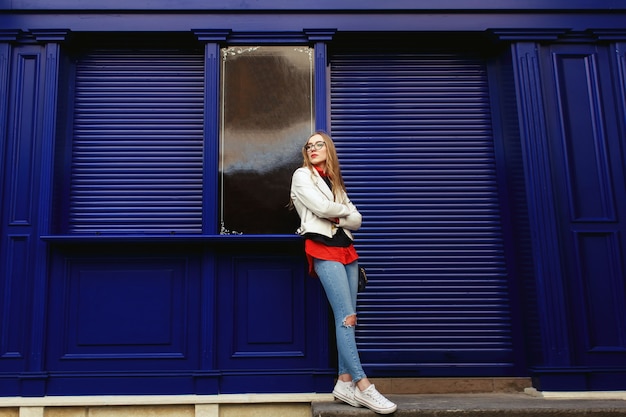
{"left": 215, "top": 251, "right": 332, "bottom": 393}
{"left": 0, "top": 44, "right": 49, "bottom": 393}
{"left": 42, "top": 245, "right": 203, "bottom": 394}
{"left": 541, "top": 43, "right": 626, "bottom": 369}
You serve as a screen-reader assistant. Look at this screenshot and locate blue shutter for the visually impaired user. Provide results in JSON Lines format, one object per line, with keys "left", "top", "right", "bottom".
{"left": 331, "top": 53, "right": 516, "bottom": 375}
{"left": 70, "top": 50, "right": 204, "bottom": 234}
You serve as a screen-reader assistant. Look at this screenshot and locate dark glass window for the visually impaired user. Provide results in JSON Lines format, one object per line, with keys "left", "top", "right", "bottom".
{"left": 219, "top": 46, "right": 314, "bottom": 235}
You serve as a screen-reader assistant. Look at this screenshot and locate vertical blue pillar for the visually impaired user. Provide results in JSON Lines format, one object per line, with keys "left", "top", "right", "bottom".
{"left": 305, "top": 29, "right": 336, "bottom": 133}
{"left": 193, "top": 30, "right": 231, "bottom": 394}
{"left": 497, "top": 32, "right": 573, "bottom": 369}
{"left": 29, "top": 31, "right": 68, "bottom": 383}
{"left": 194, "top": 29, "right": 231, "bottom": 236}
{"left": 0, "top": 29, "right": 68, "bottom": 396}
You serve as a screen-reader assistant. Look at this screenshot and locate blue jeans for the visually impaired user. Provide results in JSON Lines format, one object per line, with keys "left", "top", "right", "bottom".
{"left": 314, "top": 258, "right": 366, "bottom": 383}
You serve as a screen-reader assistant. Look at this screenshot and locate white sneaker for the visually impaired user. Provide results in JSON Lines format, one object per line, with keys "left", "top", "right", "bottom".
{"left": 354, "top": 384, "right": 397, "bottom": 414}
{"left": 332, "top": 380, "right": 362, "bottom": 407}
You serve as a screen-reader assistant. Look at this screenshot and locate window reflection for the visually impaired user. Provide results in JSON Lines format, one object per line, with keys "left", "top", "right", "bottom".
{"left": 219, "top": 46, "right": 314, "bottom": 234}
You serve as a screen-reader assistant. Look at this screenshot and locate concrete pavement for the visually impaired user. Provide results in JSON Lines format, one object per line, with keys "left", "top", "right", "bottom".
{"left": 312, "top": 392, "right": 626, "bottom": 416}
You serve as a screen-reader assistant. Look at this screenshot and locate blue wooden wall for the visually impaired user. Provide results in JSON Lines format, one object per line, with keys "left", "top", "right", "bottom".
{"left": 1, "top": 0, "right": 626, "bottom": 395}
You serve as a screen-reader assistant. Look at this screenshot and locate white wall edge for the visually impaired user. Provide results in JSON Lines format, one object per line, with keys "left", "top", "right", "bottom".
{"left": 0, "top": 393, "right": 335, "bottom": 407}
{"left": 525, "top": 387, "right": 626, "bottom": 400}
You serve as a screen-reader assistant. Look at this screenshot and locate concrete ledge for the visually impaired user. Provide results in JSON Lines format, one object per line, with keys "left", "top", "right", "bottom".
{"left": 526, "top": 388, "right": 626, "bottom": 401}
{"left": 313, "top": 393, "right": 626, "bottom": 417}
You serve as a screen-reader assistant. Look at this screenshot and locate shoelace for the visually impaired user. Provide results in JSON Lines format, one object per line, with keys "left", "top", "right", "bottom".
{"left": 365, "top": 387, "right": 390, "bottom": 405}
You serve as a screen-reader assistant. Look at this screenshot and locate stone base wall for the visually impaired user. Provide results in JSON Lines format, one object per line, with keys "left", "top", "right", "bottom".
{"left": 0, "top": 378, "right": 532, "bottom": 417}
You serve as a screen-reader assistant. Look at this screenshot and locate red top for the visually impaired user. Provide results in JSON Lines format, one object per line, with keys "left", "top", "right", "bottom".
{"left": 304, "top": 166, "right": 359, "bottom": 277}
{"left": 305, "top": 240, "right": 358, "bottom": 277}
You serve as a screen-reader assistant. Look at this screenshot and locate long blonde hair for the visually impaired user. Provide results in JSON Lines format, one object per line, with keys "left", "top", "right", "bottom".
{"left": 301, "top": 131, "right": 347, "bottom": 201}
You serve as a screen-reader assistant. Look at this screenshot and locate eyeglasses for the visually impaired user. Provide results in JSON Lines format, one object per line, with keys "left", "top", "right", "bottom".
{"left": 304, "top": 141, "right": 325, "bottom": 152}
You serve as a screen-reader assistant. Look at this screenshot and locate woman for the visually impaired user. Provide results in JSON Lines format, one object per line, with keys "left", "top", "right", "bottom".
{"left": 290, "top": 131, "right": 397, "bottom": 414}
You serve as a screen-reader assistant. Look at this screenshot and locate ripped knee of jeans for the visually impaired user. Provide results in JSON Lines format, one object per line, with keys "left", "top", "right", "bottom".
{"left": 342, "top": 314, "right": 357, "bottom": 328}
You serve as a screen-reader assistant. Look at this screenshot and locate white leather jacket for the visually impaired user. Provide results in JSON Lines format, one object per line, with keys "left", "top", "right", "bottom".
{"left": 290, "top": 167, "right": 362, "bottom": 240}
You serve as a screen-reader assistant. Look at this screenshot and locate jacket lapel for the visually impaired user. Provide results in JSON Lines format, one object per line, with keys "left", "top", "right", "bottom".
{"left": 312, "top": 169, "right": 334, "bottom": 201}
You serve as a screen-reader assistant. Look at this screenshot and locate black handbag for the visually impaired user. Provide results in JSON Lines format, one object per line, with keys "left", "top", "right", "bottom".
{"left": 358, "top": 266, "right": 368, "bottom": 292}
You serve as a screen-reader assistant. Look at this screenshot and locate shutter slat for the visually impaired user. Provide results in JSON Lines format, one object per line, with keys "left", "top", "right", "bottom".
{"left": 70, "top": 50, "right": 204, "bottom": 234}
{"left": 331, "top": 53, "right": 514, "bottom": 372}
